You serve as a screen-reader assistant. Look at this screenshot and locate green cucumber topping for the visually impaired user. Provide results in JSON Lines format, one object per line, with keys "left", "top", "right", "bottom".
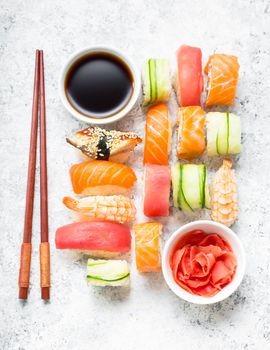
{"left": 172, "top": 164, "right": 210, "bottom": 212}
{"left": 142, "top": 58, "right": 171, "bottom": 105}
{"left": 207, "top": 112, "right": 241, "bottom": 156}
{"left": 86, "top": 259, "right": 130, "bottom": 287}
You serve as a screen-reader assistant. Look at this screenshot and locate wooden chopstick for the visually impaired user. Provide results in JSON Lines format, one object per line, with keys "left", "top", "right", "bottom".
{"left": 19, "top": 50, "right": 40, "bottom": 300}
{"left": 18, "top": 50, "right": 51, "bottom": 300}
{"left": 39, "top": 50, "right": 50, "bottom": 300}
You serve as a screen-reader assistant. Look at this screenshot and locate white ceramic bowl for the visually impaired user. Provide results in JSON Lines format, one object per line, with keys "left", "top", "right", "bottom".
{"left": 59, "top": 46, "right": 141, "bottom": 124}
{"left": 162, "top": 220, "right": 246, "bottom": 304}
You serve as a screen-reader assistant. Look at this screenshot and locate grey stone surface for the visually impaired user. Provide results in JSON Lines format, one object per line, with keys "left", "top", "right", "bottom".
{"left": 1, "top": 0, "right": 270, "bottom": 349}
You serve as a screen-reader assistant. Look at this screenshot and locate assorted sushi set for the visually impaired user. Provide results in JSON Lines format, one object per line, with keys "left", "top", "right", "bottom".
{"left": 55, "top": 44, "right": 245, "bottom": 302}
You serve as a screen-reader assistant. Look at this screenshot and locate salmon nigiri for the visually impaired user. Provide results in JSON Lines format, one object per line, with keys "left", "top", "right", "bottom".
{"left": 63, "top": 195, "right": 136, "bottom": 224}
{"left": 134, "top": 222, "right": 162, "bottom": 272}
{"left": 55, "top": 221, "right": 131, "bottom": 257}
{"left": 70, "top": 160, "right": 136, "bottom": 195}
{"left": 175, "top": 45, "right": 203, "bottom": 106}
{"left": 204, "top": 54, "right": 240, "bottom": 106}
{"left": 177, "top": 106, "right": 205, "bottom": 160}
{"left": 143, "top": 103, "right": 171, "bottom": 165}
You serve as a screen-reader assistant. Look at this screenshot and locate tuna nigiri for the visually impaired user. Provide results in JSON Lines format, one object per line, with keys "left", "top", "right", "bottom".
{"left": 175, "top": 45, "right": 203, "bottom": 106}
{"left": 134, "top": 222, "right": 162, "bottom": 272}
{"left": 177, "top": 106, "right": 205, "bottom": 160}
{"left": 63, "top": 195, "right": 136, "bottom": 224}
{"left": 67, "top": 127, "right": 142, "bottom": 163}
{"left": 143, "top": 164, "right": 170, "bottom": 217}
{"left": 70, "top": 160, "right": 136, "bottom": 195}
{"left": 204, "top": 54, "right": 240, "bottom": 106}
{"left": 55, "top": 221, "right": 131, "bottom": 257}
{"left": 143, "top": 103, "right": 171, "bottom": 165}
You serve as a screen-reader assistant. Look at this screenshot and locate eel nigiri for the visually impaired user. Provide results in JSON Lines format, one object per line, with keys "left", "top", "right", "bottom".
{"left": 204, "top": 54, "right": 240, "bottom": 106}
{"left": 134, "top": 222, "right": 162, "bottom": 272}
{"left": 143, "top": 164, "right": 170, "bottom": 217}
{"left": 142, "top": 58, "right": 171, "bottom": 105}
{"left": 211, "top": 159, "right": 238, "bottom": 227}
{"left": 175, "top": 45, "right": 203, "bottom": 106}
{"left": 55, "top": 221, "right": 131, "bottom": 257}
{"left": 143, "top": 103, "right": 171, "bottom": 165}
{"left": 67, "top": 127, "right": 142, "bottom": 163}
{"left": 87, "top": 259, "right": 130, "bottom": 286}
{"left": 70, "top": 160, "right": 137, "bottom": 195}
{"left": 177, "top": 106, "right": 205, "bottom": 160}
{"left": 63, "top": 195, "right": 136, "bottom": 224}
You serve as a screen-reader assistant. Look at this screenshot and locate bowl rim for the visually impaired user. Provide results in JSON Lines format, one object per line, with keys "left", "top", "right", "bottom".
{"left": 59, "top": 45, "right": 141, "bottom": 125}
{"left": 162, "top": 220, "right": 246, "bottom": 304}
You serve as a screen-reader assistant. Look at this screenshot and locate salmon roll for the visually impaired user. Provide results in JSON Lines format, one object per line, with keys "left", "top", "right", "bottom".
{"left": 143, "top": 103, "right": 171, "bottom": 165}
{"left": 142, "top": 58, "right": 171, "bottom": 105}
{"left": 204, "top": 54, "right": 240, "bottom": 106}
{"left": 134, "top": 222, "right": 162, "bottom": 272}
{"left": 177, "top": 106, "right": 206, "bottom": 160}
{"left": 143, "top": 164, "right": 170, "bottom": 217}
{"left": 175, "top": 45, "right": 203, "bottom": 106}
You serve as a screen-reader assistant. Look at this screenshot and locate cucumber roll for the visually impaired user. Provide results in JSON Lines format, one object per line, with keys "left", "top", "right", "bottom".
{"left": 172, "top": 164, "right": 210, "bottom": 212}
{"left": 142, "top": 59, "right": 171, "bottom": 105}
{"left": 86, "top": 259, "right": 130, "bottom": 287}
{"left": 206, "top": 112, "right": 241, "bottom": 156}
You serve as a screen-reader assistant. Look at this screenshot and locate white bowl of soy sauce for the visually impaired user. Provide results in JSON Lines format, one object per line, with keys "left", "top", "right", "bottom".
{"left": 60, "top": 46, "right": 141, "bottom": 124}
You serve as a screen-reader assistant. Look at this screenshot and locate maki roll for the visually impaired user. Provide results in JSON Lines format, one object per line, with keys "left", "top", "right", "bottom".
{"left": 172, "top": 164, "right": 210, "bottom": 212}
{"left": 206, "top": 112, "right": 241, "bottom": 156}
{"left": 204, "top": 54, "right": 240, "bottom": 106}
{"left": 175, "top": 45, "right": 203, "bottom": 106}
{"left": 176, "top": 106, "right": 206, "bottom": 160}
{"left": 142, "top": 58, "right": 171, "bottom": 105}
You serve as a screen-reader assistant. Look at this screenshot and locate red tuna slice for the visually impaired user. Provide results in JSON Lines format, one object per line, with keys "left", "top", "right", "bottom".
{"left": 143, "top": 164, "right": 170, "bottom": 217}
{"left": 176, "top": 45, "right": 203, "bottom": 106}
{"left": 55, "top": 221, "right": 131, "bottom": 253}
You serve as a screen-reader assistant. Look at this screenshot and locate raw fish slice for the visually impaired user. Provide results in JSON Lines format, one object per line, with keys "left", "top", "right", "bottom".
{"left": 63, "top": 195, "right": 136, "bottom": 224}
{"left": 204, "top": 54, "right": 239, "bottom": 106}
{"left": 143, "top": 103, "right": 171, "bottom": 165}
{"left": 55, "top": 221, "right": 131, "bottom": 257}
{"left": 67, "top": 127, "right": 142, "bottom": 163}
{"left": 134, "top": 222, "right": 162, "bottom": 272}
{"left": 70, "top": 160, "right": 136, "bottom": 195}
{"left": 143, "top": 164, "right": 170, "bottom": 217}
{"left": 177, "top": 106, "right": 205, "bottom": 160}
{"left": 175, "top": 45, "right": 203, "bottom": 106}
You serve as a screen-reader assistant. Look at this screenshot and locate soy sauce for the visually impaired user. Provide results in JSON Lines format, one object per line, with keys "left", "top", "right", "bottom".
{"left": 65, "top": 53, "right": 133, "bottom": 118}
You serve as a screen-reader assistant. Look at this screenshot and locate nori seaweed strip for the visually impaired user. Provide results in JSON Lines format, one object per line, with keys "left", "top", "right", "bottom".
{"left": 96, "top": 133, "right": 110, "bottom": 160}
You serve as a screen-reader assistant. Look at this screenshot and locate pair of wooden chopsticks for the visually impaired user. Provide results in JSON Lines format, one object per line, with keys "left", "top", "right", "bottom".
{"left": 18, "top": 50, "right": 50, "bottom": 300}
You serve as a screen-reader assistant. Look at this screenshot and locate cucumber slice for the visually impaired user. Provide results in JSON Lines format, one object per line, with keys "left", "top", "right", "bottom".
{"left": 207, "top": 112, "right": 241, "bottom": 156}
{"left": 149, "top": 59, "right": 157, "bottom": 102}
{"left": 181, "top": 164, "right": 202, "bottom": 211}
{"left": 171, "top": 164, "right": 181, "bottom": 208}
{"left": 142, "top": 58, "right": 171, "bottom": 105}
{"left": 142, "top": 61, "right": 151, "bottom": 105}
{"left": 156, "top": 59, "right": 171, "bottom": 101}
{"left": 198, "top": 165, "right": 206, "bottom": 208}
{"left": 207, "top": 112, "right": 228, "bottom": 155}
{"left": 179, "top": 164, "right": 193, "bottom": 212}
{"left": 228, "top": 113, "right": 241, "bottom": 154}
{"left": 86, "top": 259, "right": 130, "bottom": 287}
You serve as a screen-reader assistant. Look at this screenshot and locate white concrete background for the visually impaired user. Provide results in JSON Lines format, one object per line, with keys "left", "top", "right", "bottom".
{"left": 1, "top": 0, "right": 270, "bottom": 349}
